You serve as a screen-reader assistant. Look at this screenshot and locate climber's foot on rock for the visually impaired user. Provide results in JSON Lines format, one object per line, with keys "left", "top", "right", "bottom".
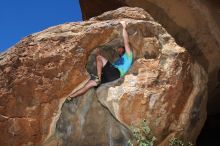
{"left": 90, "top": 74, "right": 101, "bottom": 86}
{"left": 66, "top": 95, "right": 74, "bottom": 102}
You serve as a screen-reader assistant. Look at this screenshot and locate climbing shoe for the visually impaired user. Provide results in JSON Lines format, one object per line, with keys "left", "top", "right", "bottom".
{"left": 90, "top": 74, "right": 101, "bottom": 85}
{"left": 66, "top": 96, "right": 73, "bottom": 102}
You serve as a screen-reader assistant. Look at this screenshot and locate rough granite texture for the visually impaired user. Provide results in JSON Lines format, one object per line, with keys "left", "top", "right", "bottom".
{"left": 0, "top": 7, "right": 207, "bottom": 146}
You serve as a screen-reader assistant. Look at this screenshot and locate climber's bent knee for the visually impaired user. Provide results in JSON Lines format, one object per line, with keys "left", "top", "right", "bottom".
{"left": 96, "top": 55, "right": 107, "bottom": 67}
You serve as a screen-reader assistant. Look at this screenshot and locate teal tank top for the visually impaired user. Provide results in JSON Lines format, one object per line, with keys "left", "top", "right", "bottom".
{"left": 113, "top": 52, "right": 133, "bottom": 77}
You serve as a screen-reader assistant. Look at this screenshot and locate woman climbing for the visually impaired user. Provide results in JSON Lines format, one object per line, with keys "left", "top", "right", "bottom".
{"left": 67, "top": 21, "right": 133, "bottom": 100}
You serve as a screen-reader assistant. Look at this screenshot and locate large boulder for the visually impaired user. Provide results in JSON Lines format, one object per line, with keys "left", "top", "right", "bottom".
{"left": 80, "top": 0, "right": 220, "bottom": 115}
{"left": 0, "top": 7, "right": 207, "bottom": 145}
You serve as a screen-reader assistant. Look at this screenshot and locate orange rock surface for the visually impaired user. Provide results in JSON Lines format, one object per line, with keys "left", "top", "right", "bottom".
{"left": 0, "top": 7, "right": 207, "bottom": 145}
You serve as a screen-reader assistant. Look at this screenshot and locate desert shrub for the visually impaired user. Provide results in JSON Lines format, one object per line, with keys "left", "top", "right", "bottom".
{"left": 169, "top": 137, "right": 193, "bottom": 146}
{"left": 128, "top": 119, "right": 156, "bottom": 146}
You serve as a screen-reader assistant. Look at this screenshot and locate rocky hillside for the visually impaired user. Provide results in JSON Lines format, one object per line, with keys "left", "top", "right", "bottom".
{"left": 0, "top": 7, "right": 207, "bottom": 146}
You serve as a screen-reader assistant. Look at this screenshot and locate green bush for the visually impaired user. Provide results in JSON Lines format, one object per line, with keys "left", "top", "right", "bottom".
{"left": 128, "top": 119, "right": 193, "bottom": 146}
{"left": 169, "top": 137, "right": 193, "bottom": 146}
{"left": 128, "top": 119, "right": 156, "bottom": 146}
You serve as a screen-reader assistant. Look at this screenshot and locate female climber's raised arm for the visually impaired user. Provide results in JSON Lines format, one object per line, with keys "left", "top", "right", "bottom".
{"left": 120, "top": 21, "right": 131, "bottom": 55}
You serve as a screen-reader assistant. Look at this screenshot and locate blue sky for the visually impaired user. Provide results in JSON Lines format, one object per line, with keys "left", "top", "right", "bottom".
{"left": 0, "top": 0, "right": 82, "bottom": 52}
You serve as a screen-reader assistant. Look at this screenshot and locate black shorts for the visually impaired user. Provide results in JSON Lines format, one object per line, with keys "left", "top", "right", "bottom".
{"left": 101, "top": 61, "right": 120, "bottom": 84}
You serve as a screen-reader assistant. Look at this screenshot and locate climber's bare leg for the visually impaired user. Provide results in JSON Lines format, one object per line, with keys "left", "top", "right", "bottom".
{"left": 68, "top": 80, "right": 97, "bottom": 99}
{"left": 68, "top": 55, "right": 107, "bottom": 100}
{"left": 96, "top": 55, "right": 107, "bottom": 79}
